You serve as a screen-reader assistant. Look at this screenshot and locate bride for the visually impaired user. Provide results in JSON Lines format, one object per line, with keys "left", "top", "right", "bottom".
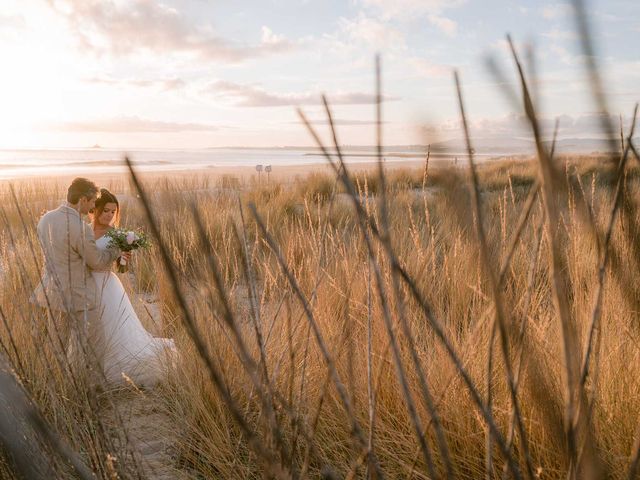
{"left": 90, "top": 188, "right": 175, "bottom": 387}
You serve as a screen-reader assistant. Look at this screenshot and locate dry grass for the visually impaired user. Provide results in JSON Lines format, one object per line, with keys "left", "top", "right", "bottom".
{"left": 2, "top": 3, "right": 639, "bottom": 476}
{"left": 2, "top": 152, "right": 640, "bottom": 478}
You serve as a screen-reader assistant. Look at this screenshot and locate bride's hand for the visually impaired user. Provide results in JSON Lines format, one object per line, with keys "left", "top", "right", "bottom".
{"left": 121, "top": 251, "right": 132, "bottom": 262}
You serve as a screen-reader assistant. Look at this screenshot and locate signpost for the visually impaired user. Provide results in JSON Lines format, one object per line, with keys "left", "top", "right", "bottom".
{"left": 256, "top": 164, "right": 263, "bottom": 183}
{"left": 265, "top": 165, "right": 272, "bottom": 183}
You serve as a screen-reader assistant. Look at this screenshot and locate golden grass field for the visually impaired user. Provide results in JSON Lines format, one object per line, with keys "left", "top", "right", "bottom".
{"left": 1, "top": 149, "right": 640, "bottom": 478}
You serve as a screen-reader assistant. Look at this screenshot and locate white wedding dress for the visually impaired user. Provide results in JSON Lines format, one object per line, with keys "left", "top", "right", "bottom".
{"left": 93, "top": 235, "right": 175, "bottom": 387}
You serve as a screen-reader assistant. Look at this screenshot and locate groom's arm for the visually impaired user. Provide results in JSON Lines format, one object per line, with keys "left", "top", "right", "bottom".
{"left": 75, "top": 223, "right": 119, "bottom": 270}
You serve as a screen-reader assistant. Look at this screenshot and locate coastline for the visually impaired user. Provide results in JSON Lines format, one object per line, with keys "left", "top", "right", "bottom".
{"left": 1, "top": 150, "right": 609, "bottom": 188}
{"left": 0, "top": 158, "right": 449, "bottom": 187}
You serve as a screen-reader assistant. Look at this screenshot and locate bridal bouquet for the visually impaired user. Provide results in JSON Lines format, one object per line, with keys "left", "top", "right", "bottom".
{"left": 104, "top": 228, "right": 151, "bottom": 273}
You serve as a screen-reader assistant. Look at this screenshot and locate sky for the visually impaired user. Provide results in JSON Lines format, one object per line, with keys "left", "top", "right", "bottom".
{"left": 0, "top": 0, "right": 637, "bottom": 149}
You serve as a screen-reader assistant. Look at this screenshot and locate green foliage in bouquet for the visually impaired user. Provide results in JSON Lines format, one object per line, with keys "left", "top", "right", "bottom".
{"left": 105, "top": 228, "right": 151, "bottom": 273}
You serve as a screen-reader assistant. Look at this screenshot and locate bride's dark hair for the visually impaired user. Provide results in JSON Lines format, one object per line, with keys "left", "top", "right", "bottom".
{"left": 92, "top": 188, "right": 120, "bottom": 227}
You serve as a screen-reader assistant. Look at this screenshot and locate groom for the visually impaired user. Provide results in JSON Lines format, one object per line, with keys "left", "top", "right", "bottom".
{"left": 32, "top": 178, "right": 127, "bottom": 369}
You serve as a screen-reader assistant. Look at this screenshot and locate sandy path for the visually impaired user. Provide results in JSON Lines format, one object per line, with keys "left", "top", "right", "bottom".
{"left": 100, "top": 289, "right": 189, "bottom": 479}
{"left": 105, "top": 387, "right": 187, "bottom": 480}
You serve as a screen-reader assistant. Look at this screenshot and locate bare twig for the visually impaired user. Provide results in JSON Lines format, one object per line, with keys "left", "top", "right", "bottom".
{"left": 124, "top": 157, "right": 287, "bottom": 478}
{"left": 298, "top": 101, "right": 523, "bottom": 480}
{"left": 506, "top": 34, "right": 593, "bottom": 478}
{"left": 247, "top": 202, "right": 375, "bottom": 470}
{"left": 323, "top": 77, "right": 444, "bottom": 478}
{"left": 0, "top": 354, "right": 94, "bottom": 480}
{"left": 455, "top": 70, "right": 534, "bottom": 480}
{"left": 580, "top": 104, "right": 638, "bottom": 388}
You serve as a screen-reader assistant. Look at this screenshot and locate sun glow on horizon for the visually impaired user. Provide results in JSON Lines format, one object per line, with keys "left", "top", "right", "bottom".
{"left": 0, "top": 0, "right": 637, "bottom": 150}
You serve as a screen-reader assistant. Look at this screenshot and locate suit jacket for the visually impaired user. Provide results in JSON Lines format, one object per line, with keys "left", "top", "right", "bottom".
{"left": 31, "top": 204, "right": 120, "bottom": 313}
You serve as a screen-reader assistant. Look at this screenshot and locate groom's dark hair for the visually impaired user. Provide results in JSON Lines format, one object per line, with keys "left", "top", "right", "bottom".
{"left": 67, "top": 177, "right": 99, "bottom": 204}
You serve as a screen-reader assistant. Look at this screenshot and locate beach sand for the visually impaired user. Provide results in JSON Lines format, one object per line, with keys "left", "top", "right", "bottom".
{"left": 0, "top": 157, "right": 464, "bottom": 189}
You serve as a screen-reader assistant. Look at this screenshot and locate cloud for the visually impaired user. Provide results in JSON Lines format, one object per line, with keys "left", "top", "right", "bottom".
{"left": 541, "top": 28, "right": 577, "bottom": 41}
{"left": 408, "top": 57, "right": 450, "bottom": 77}
{"left": 427, "top": 14, "right": 457, "bottom": 37}
{"left": 338, "top": 13, "right": 405, "bottom": 48}
{"left": 359, "top": 0, "right": 465, "bottom": 20}
{"left": 549, "top": 44, "right": 583, "bottom": 66}
{"left": 489, "top": 38, "right": 534, "bottom": 56}
{"left": 288, "top": 118, "right": 388, "bottom": 126}
{"left": 85, "top": 76, "right": 186, "bottom": 91}
{"left": 206, "top": 81, "right": 400, "bottom": 107}
{"left": 556, "top": 112, "right": 637, "bottom": 137}
{"left": 50, "top": 116, "right": 222, "bottom": 133}
{"left": 47, "top": 0, "right": 294, "bottom": 62}
{"left": 542, "top": 3, "right": 573, "bottom": 19}
{"left": 0, "top": 14, "right": 25, "bottom": 30}
{"left": 261, "top": 26, "right": 287, "bottom": 46}
{"left": 423, "top": 112, "right": 638, "bottom": 139}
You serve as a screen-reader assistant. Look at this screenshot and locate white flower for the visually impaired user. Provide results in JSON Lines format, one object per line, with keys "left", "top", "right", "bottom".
{"left": 126, "top": 231, "right": 136, "bottom": 245}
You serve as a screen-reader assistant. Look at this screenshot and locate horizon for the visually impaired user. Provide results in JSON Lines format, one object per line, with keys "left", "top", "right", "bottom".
{"left": 0, "top": 0, "right": 638, "bottom": 150}
{"left": 1, "top": 133, "right": 638, "bottom": 153}
{"left": 3, "top": 132, "right": 639, "bottom": 156}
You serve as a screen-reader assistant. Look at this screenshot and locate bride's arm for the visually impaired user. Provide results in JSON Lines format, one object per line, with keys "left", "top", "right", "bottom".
{"left": 75, "top": 223, "right": 119, "bottom": 270}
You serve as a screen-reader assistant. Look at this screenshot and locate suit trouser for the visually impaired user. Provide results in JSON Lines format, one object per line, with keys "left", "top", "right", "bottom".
{"left": 53, "top": 307, "right": 106, "bottom": 378}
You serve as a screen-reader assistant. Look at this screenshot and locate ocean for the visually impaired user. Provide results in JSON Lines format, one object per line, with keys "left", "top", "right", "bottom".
{"left": 0, "top": 146, "right": 492, "bottom": 181}
{"left": 0, "top": 148, "right": 322, "bottom": 180}
{"left": 0, "top": 147, "right": 400, "bottom": 180}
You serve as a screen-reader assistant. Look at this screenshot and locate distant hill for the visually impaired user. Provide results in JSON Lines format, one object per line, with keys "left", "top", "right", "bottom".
{"left": 212, "top": 136, "right": 639, "bottom": 155}
{"left": 427, "top": 136, "right": 640, "bottom": 154}
{"left": 428, "top": 137, "right": 534, "bottom": 154}
{"left": 542, "top": 137, "right": 639, "bottom": 153}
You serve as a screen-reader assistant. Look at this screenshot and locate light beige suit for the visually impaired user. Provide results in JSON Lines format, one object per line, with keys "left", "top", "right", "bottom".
{"left": 32, "top": 204, "right": 119, "bottom": 313}
{"left": 31, "top": 204, "right": 120, "bottom": 369}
